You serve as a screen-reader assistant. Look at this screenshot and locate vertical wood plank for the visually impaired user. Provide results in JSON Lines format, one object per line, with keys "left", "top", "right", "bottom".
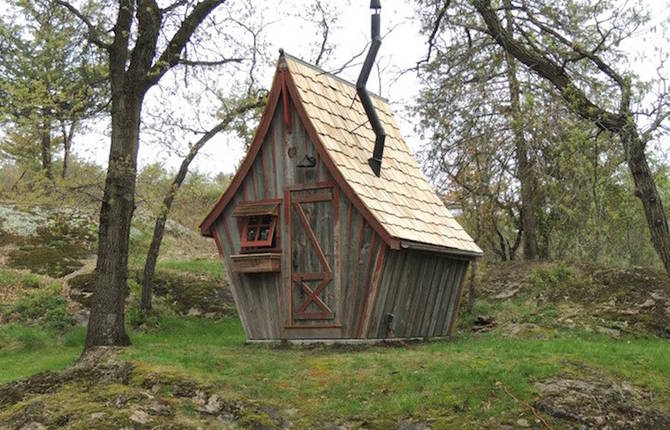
{"left": 408, "top": 253, "right": 438, "bottom": 337}
{"left": 261, "top": 144, "right": 270, "bottom": 197}
{"left": 354, "top": 233, "right": 378, "bottom": 337}
{"left": 347, "top": 221, "right": 367, "bottom": 335}
{"left": 212, "top": 225, "right": 250, "bottom": 339}
{"left": 359, "top": 243, "right": 387, "bottom": 337}
{"left": 342, "top": 207, "right": 361, "bottom": 335}
{"left": 434, "top": 260, "right": 460, "bottom": 336}
{"left": 388, "top": 251, "right": 413, "bottom": 337}
{"left": 369, "top": 250, "right": 398, "bottom": 337}
{"left": 427, "top": 259, "right": 454, "bottom": 337}
{"left": 218, "top": 219, "right": 254, "bottom": 338}
{"left": 420, "top": 259, "right": 446, "bottom": 337}
{"left": 395, "top": 252, "right": 423, "bottom": 337}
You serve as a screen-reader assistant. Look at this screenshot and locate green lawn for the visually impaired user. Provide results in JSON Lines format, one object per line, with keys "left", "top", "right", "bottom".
{"left": 156, "top": 257, "right": 225, "bottom": 279}
{"left": 1, "top": 316, "right": 668, "bottom": 428}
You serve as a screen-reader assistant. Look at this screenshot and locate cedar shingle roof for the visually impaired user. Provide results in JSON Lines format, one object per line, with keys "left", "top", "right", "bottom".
{"left": 284, "top": 54, "right": 482, "bottom": 255}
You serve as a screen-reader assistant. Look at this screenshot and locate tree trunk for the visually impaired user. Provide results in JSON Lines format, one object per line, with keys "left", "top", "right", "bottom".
{"left": 624, "top": 126, "right": 670, "bottom": 274}
{"left": 141, "top": 98, "right": 263, "bottom": 311}
{"left": 85, "top": 91, "right": 143, "bottom": 349}
{"left": 40, "top": 127, "right": 53, "bottom": 180}
{"left": 61, "top": 121, "right": 75, "bottom": 179}
{"left": 141, "top": 163, "right": 190, "bottom": 311}
{"left": 141, "top": 133, "right": 204, "bottom": 312}
{"left": 504, "top": 0, "right": 537, "bottom": 260}
{"left": 467, "top": 261, "right": 476, "bottom": 313}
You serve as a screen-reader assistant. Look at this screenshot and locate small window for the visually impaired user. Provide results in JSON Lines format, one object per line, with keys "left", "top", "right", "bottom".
{"left": 241, "top": 215, "right": 277, "bottom": 251}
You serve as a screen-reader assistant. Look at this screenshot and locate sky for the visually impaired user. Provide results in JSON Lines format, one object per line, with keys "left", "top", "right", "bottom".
{"left": 25, "top": 0, "right": 670, "bottom": 176}
{"left": 71, "top": 0, "right": 427, "bottom": 176}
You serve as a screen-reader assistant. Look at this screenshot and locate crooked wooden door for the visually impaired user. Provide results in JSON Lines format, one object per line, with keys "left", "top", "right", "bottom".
{"left": 287, "top": 185, "right": 340, "bottom": 334}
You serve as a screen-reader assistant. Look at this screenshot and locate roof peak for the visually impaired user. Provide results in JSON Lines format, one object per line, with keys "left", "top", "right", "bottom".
{"left": 279, "top": 51, "right": 388, "bottom": 102}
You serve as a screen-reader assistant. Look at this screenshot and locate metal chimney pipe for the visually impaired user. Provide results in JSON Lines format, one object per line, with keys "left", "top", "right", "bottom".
{"left": 356, "top": 0, "right": 386, "bottom": 177}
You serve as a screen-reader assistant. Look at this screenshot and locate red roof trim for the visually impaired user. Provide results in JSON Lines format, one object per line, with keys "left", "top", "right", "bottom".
{"left": 200, "top": 70, "right": 284, "bottom": 237}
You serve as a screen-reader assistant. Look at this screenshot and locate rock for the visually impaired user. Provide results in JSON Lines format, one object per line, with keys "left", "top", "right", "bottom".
{"left": 639, "top": 299, "right": 655, "bottom": 309}
{"left": 90, "top": 412, "right": 106, "bottom": 420}
{"left": 397, "top": 419, "right": 429, "bottom": 430}
{"left": 130, "top": 409, "right": 151, "bottom": 424}
{"left": 650, "top": 291, "right": 666, "bottom": 301}
{"left": 501, "top": 323, "right": 542, "bottom": 338}
{"left": 515, "top": 418, "right": 530, "bottom": 427}
{"left": 20, "top": 423, "right": 46, "bottom": 430}
{"left": 187, "top": 307, "right": 202, "bottom": 317}
{"left": 493, "top": 286, "right": 520, "bottom": 299}
{"left": 201, "top": 394, "right": 224, "bottom": 414}
{"left": 192, "top": 389, "right": 207, "bottom": 406}
{"left": 114, "top": 394, "right": 129, "bottom": 408}
{"left": 148, "top": 399, "right": 172, "bottom": 416}
{"left": 534, "top": 376, "right": 670, "bottom": 429}
{"left": 596, "top": 326, "right": 620, "bottom": 338}
{"left": 217, "top": 411, "right": 236, "bottom": 425}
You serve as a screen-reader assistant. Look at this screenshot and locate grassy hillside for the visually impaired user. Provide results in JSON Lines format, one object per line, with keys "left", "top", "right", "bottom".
{"left": 0, "top": 258, "right": 668, "bottom": 429}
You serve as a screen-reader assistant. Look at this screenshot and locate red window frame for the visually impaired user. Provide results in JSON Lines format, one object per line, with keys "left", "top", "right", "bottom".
{"left": 241, "top": 215, "right": 277, "bottom": 250}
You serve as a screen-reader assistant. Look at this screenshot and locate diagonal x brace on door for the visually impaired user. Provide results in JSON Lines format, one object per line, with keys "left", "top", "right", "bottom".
{"left": 294, "top": 274, "right": 333, "bottom": 315}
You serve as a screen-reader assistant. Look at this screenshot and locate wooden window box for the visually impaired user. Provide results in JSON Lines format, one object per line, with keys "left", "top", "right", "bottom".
{"left": 231, "top": 253, "right": 281, "bottom": 273}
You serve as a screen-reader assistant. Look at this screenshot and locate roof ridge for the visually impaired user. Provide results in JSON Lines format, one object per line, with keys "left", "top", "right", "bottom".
{"left": 281, "top": 51, "right": 389, "bottom": 103}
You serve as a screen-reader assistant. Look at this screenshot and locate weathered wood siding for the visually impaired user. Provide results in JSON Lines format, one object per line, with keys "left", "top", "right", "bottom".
{"left": 213, "top": 99, "right": 385, "bottom": 340}
{"left": 366, "top": 250, "right": 470, "bottom": 339}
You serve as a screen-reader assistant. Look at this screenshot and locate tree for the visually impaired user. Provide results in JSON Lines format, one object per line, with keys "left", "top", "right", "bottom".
{"left": 138, "top": 0, "right": 354, "bottom": 312}
{"left": 414, "top": 0, "right": 541, "bottom": 260}
{"left": 0, "top": 0, "right": 107, "bottom": 179}
{"left": 468, "top": 0, "right": 670, "bottom": 275}
{"left": 56, "top": 0, "right": 239, "bottom": 349}
{"left": 140, "top": 95, "right": 264, "bottom": 312}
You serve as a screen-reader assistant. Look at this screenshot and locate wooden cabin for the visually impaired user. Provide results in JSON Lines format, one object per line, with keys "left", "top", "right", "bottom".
{"left": 200, "top": 52, "right": 483, "bottom": 342}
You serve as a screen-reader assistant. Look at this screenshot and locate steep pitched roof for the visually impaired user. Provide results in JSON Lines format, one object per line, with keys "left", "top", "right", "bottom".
{"left": 283, "top": 55, "right": 482, "bottom": 255}
{"left": 201, "top": 53, "right": 482, "bottom": 257}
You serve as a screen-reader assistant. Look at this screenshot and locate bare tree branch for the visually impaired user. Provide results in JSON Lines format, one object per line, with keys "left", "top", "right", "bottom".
{"left": 160, "top": 0, "right": 190, "bottom": 14}
{"left": 416, "top": 0, "right": 451, "bottom": 70}
{"left": 313, "top": 0, "right": 330, "bottom": 66}
{"left": 178, "top": 57, "right": 243, "bottom": 66}
{"left": 54, "top": 0, "right": 111, "bottom": 50}
{"left": 147, "top": 0, "right": 227, "bottom": 88}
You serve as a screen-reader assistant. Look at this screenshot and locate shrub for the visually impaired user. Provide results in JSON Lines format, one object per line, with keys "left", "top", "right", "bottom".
{"left": 11, "top": 283, "right": 74, "bottom": 330}
{"left": 531, "top": 263, "right": 572, "bottom": 291}
{"left": 20, "top": 273, "right": 42, "bottom": 289}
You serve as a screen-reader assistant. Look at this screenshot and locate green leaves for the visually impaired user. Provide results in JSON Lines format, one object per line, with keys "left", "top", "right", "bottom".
{"left": 0, "top": 0, "right": 108, "bottom": 172}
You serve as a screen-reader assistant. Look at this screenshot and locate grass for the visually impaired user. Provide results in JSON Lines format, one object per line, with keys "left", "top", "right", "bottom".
{"left": 156, "top": 257, "right": 224, "bottom": 280}
{"left": 1, "top": 315, "right": 668, "bottom": 428}
{"left": 0, "top": 325, "right": 85, "bottom": 382}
